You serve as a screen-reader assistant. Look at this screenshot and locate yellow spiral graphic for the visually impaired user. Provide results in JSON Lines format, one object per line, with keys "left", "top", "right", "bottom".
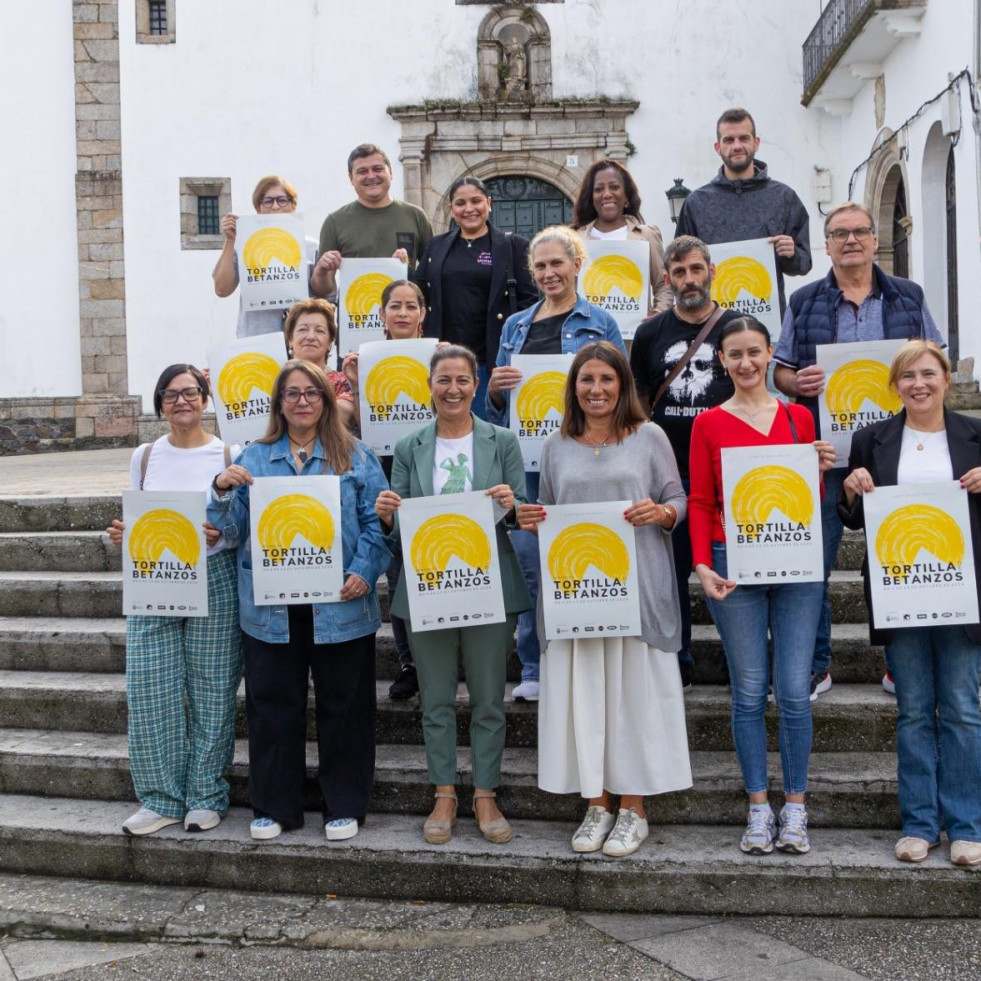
{"left": 548, "top": 522, "right": 630, "bottom": 597}
{"left": 410, "top": 514, "right": 491, "bottom": 574}
{"left": 731, "top": 465, "right": 813, "bottom": 536}
{"left": 128, "top": 509, "right": 201, "bottom": 566}
{"left": 516, "top": 371, "right": 566, "bottom": 425}
{"left": 875, "top": 504, "right": 964, "bottom": 579}
{"left": 345, "top": 273, "right": 394, "bottom": 317}
{"left": 582, "top": 255, "right": 643, "bottom": 302}
{"left": 364, "top": 356, "right": 431, "bottom": 419}
{"left": 711, "top": 256, "right": 772, "bottom": 305}
{"left": 242, "top": 228, "right": 302, "bottom": 272}
{"left": 257, "top": 494, "right": 335, "bottom": 551}
{"left": 825, "top": 360, "right": 902, "bottom": 417}
{"left": 217, "top": 352, "right": 281, "bottom": 408}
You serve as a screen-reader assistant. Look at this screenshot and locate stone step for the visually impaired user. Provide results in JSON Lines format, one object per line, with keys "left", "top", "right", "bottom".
{"left": 0, "top": 796, "right": 975, "bottom": 917}
{"left": 0, "top": 674, "right": 899, "bottom": 752}
{"left": 0, "top": 729, "right": 900, "bottom": 829}
{"left": 0, "top": 497, "right": 120, "bottom": 534}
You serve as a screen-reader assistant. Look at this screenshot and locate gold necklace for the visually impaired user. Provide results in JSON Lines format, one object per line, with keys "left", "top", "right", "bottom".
{"left": 906, "top": 426, "right": 942, "bottom": 451}
{"left": 583, "top": 427, "right": 617, "bottom": 456}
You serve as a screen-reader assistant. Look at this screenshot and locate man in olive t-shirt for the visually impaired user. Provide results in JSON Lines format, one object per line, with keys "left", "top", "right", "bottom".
{"left": 311, "top": 144, "right": 433, "bottom": 297}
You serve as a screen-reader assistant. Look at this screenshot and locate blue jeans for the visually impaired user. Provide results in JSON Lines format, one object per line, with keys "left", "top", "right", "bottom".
{"left": 705, "top": 542, "right": 822, "bottom": 795}
{"left": 886, "top": 626, "right": 981, "bottom": 843}
{"left": 511, "top": 470, "right": 540, "bottom": 681}
{"left": 812, "top": 467, "right": 845, "bottom": 677}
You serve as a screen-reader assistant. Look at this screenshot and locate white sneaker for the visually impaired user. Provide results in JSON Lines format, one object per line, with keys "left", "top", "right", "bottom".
{"left": 571, "top": 806, "right": 616, "bottom": 853}
{"left": 601, "top": 808, "right": 648, "bottom": 857}
{"left": 740, "top": 805, "right": 776, "bottom": 855}
{"left": 776, "top": 804, "right": 811, "bottom": 854}
{"left": 882, "top": 672, "right": 896, "bottom": 695}
{"left": 325, "top": 817, "right": 359, "bottom": 841}
{"left": 122, "top": 807, "right": 181, "bottom": 837}
{"left": 512, "top": 680, "right": 540, "bottom": 702}
{"left": 184, "top": 809, "right": 221, "bottom": 832}
{"left": 250, "top": 817, "right": 283, "bottom": 841}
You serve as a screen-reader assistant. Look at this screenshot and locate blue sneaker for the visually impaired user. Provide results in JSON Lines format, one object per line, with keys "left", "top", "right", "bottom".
{"left": 250, "top": 817, "right": 282, "bottom": 841}
{"left": 325, "top": 817, "right": 359, "bottom": 841}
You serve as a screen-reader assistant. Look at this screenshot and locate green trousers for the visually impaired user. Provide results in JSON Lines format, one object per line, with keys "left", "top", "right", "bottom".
{"left": 406, "top": 615, "right": 517, "bottom": 789}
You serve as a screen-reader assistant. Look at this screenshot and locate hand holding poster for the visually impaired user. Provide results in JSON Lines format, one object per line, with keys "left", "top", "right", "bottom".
{"left": 236, "top": 214, "right": 307, "bottom": 311}
{"left": 721, "top": 443, "right": 824, "bottom": 583}
{"left": 122, "top": 491, "right": 208, "bottom": 617}
{"left": 536, "top": 500, "right": 641, "bottom": 641}
{"left": 580, "top": 239, "right": 650, "bottom": 340}
{"left": 816, "top": 339, "right": 904, "bottom": 467}
{"left": 337, "top": 257, "right": 407, "bottom": 354}
{"left": 862, "top": 481, "right": 979, "bottom": 629}
{"left": 207, "top": 332, "right": 286, "bottom": 448}
{"left": 249, "top": 476, "right": 344, "bottom": 606}
{"left": 508, "top": 353, "right": 573, "bottom": 471}
{"left": 398, "top": 491, "right": 505, "bottom": 632}
{"left": 357, "top": 338, "right": 438, "bottom": 456}
{"left": 708, "top": 238, "right": 781, "bottom": 337}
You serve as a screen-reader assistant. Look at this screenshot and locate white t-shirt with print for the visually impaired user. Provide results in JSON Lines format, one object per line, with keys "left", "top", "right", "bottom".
{"left": 433, "top": 433, "right": 474, "bottom": 495}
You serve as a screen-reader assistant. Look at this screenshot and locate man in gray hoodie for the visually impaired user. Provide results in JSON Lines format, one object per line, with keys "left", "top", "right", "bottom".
{"left": 675, "top": 108, "right": 812, "bottom": 315}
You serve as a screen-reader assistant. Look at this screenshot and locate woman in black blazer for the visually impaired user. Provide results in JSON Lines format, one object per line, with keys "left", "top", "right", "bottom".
{"left": 838, "top": 340, "right": 981, "bottom": 868}
{"left": 412, "top": 177, "right": 538, "bottom": 419}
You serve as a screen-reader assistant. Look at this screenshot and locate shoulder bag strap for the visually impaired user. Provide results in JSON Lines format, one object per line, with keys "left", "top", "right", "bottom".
{"left": 781, "top": 400, "right": 800, "bottom": 443}
{"left": 651, "top": 304, "right": 726, "bottom": 408}
{"left": 139, "top": 443, "right": 153, "bottom": 490}
{"left": 223, "top": 444, "right": 231, "bottom": 468}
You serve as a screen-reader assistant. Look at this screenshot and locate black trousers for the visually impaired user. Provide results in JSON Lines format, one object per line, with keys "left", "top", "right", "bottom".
{"left": 242, "top": 605, "right": 376, "bottom": 829}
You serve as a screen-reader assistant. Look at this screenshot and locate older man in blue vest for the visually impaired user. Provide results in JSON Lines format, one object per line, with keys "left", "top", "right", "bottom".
{"left": 773, "top": 201, "right": 945, "bottom": 698}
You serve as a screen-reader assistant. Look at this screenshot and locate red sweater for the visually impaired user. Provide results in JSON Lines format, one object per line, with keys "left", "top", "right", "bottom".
{"left": 688, "top": 402, "right": 817, "bottom": 568}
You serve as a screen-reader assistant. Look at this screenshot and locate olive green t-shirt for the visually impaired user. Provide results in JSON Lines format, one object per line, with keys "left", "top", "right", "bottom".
{"left": 318, "top": 199, "right": 433, "bottom": 268}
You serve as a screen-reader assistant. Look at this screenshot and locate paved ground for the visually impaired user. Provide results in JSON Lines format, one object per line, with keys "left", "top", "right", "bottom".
{"left": 0, "top": 448, "right": 132, "bottom": 497}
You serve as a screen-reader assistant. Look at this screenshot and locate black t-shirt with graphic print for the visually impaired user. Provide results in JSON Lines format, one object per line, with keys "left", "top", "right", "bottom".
{"left": 629, "top": 306, "right": 738, "bottom": 479}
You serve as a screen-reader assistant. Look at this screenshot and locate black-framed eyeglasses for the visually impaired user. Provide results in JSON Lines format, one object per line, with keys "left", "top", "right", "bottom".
{"left": 261, "top": 196, "right": 292, "bottom": 208}
{"left": 827, "top": 226, "right": 874, "bottom": 243}
{"left": 158, "top": 386, "right": 203, "bottom": 404}
{"left": 282, "top": 387, "right": 324, "bottom": 404}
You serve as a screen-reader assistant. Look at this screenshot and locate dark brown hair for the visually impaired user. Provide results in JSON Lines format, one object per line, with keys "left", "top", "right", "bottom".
{"left": 571, "top": 158, "right": 643, "bottom": 227}
{"left": 347, "top": 143, "right": 391, "bottom": 174}
{"left": 561, "top": 342, "right": 646, "bottom": 441}
{"left": 716, "top": 107, "right": 756, "bottom": 139}
{"left": 153, "top": 364, "right": 209, "bottom": 418}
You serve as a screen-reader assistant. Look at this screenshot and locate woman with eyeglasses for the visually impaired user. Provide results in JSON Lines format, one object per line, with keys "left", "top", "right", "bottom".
{"left": 209, "top": 360, "right": 389, "bottom": 843}
{"left": 213, "top": 175, "right": 327, "bottom": 338}
{"left": 107, "top": 364, "right": 242, "bottom": 837}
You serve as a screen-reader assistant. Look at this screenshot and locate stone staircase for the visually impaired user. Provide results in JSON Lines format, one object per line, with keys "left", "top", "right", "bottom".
{"left": 0, "top": 492, "right": 978, "bottom": 917}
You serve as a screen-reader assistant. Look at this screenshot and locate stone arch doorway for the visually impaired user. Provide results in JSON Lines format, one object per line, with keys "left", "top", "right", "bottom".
{"left": 922, "top": 121, "right": 957, "bottom": 358}
{"left": 483, "top": 175, "right": 572, "bottom": 238}
{"left": 864, "top": 130, "right": 911, "bottom": 277}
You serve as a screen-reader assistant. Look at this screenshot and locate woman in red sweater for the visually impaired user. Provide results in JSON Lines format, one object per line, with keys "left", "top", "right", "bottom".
{"left": 688, "top": 315, "right": 835, "bottom": 857}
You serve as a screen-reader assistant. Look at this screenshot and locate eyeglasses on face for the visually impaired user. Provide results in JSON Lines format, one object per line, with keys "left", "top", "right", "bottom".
{"left": 827, "top": 226, "right": 874, "bottom": 243}
{"left": 261, "top": 196, "right": 292, "bottom": 208}
{"left": 282, "top": 387, "right": 324, "bottom": 404}
{"left": 158, "top": 386, "right": 203, "bottom": 404}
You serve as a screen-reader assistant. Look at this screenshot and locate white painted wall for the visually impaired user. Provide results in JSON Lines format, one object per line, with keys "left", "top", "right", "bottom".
{"left": 0, "top": 1, "right": 81, "bottom": 397}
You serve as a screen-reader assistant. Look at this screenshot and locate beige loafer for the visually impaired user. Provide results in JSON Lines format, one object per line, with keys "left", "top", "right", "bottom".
{"left": 951, "top": 840, "right": 981, "bottom": 866}
{"left": 894, "top": 835, "right": 936, "bottom": 863}
{"left": 423, "top": 791, "right": 457, "bottom": 844}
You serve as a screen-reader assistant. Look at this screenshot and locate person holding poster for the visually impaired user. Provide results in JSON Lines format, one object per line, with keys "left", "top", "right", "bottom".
{"left": 212, "top": 175, "right": 326, "bottom": 337}
{"left": 518, "top": 342, "right": 692, "bottom": 858}
{"left": 689, "top": 316, "right": 836, "bottom": 857}
{"left": 282, "top": 298, "right": 354, "bottom": 426}
{"left": 487, "top": 226, "right": 625, "bottom": 701}
{"left": 571, "top": 157, "right": 672, "bottom": 315}
{"left": 374, "top": 345, "right": 530, "bottom": 846}
{"left": 208, "top": 361, "right": 389, "bottom": 844}
{"left": 106, "top": 364, "right": 241, "bottom": 837}
{"left": 412, "top": 177, "right": 538, "bottom": 419}
{"left": 838, "top": 340, "right": 981, "bottom": 867}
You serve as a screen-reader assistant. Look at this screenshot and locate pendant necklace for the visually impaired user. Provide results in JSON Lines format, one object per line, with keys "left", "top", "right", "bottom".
{"left": 907, "top": 427, "right": 940, "bottom": 452}
{"left": 290, "top": 436, "right": 314, "bottom": 463}
{"left": 583, "top": 428, "right": 616, "bottom": 456}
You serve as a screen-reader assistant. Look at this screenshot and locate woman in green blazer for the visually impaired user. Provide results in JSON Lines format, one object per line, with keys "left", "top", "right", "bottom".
{"left": 375, "top": 344, "right": 531, "bottom": 846}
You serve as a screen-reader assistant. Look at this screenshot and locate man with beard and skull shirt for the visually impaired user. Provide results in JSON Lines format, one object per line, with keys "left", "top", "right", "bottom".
{"left": 631, "top": 236, "right": 737, "bottom": 690}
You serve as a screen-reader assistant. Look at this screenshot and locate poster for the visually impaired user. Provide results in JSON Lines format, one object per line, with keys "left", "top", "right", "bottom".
{"left": 398, "top": 491, "right": 506, "bottom": 632}
{"left": 721, "top": 443, "right": 824, "bottom": 583}
{"left": 708, "top": 238, "right": 781, "bottom": 337}
{"left": 336, "top": 257, "right": 406, "bottom": 354}
{"left": 358, "top": 338, "right": 438, "bottom": 456}
{"left": 536, "top": 500, "right": 641, "bottom": 641}
{"left": 816, "top": 339, "right": 905, "bottom": 466}
{"left": 236, "top": 213, "right": 307, "bottom": 311}
{"left": 207, "top": 332, "right": 286, "bottom": 448}
{"left": 249, "top": 476, "right": 344, "bottom": 606}
{"left": 863, "top": 481, "right": 979, "bottom": 630}
{"left": 580, "top": 239, "right": 650, "bottom": 340}
{"left": 122, "top": 491, "right": 208, "bottom": 617}
{"left": 508, "top": 353, "right": 573, "bottom": 471}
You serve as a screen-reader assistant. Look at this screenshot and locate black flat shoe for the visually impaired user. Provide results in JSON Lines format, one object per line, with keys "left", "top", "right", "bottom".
{"left": 389, "top": 665, "right": 418, "bottom": 700}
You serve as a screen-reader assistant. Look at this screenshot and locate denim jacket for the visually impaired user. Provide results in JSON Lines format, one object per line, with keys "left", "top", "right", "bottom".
{"left": 485, "top": 295, "right": 625, "bottom": 426}
{"left": 208, "top": 434, "right": 390, "bottom": 645}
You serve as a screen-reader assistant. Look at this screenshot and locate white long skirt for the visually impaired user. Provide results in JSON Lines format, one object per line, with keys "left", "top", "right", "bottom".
{"left": 538, "top": 636, "right": 693, "bottom": 798}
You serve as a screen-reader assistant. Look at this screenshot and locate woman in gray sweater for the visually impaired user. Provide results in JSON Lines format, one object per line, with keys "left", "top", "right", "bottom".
{"left": 517, "top": 342, "right": 692, "bottom": 858}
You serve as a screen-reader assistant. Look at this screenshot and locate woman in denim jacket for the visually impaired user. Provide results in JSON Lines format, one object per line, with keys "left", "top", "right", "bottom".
{"left": 209, "top": 360, "right": 390, "bottom": 844}
{"left": 486, "top": 225, "right": 625, "bottom": 701}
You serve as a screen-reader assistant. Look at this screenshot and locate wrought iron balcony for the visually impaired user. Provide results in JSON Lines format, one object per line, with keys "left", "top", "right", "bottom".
{"left": 802, "top": 0, "right": 928, "bottom": 107}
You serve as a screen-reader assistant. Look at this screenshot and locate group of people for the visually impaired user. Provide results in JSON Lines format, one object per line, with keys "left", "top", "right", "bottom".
{"left": 107, "top": 107, "right": 981, "bottom": 868}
